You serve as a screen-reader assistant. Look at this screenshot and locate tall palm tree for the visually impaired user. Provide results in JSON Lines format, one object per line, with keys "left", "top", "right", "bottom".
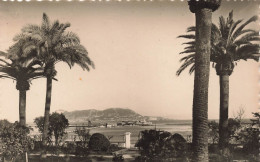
{"left": 188, "top": 0, "right": 221, "bottom": 161}
{"left": 0, "top": 45, "right": 44, "bottom": 126}
{"left": 14, "top": 13, "right": 94, "bottom": 149}
{"left": 177, "top": 11, "right": 259, "bottom": 154}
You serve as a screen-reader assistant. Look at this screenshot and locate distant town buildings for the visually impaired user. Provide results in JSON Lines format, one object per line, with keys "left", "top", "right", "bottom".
{"left": 117, "top": 120, "right": 152, "bottom": 126}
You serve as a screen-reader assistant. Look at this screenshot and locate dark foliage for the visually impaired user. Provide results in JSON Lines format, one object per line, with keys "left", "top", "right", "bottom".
{"left": 0, "top": 121, "right": 34, "bottom": 161}
{"left": 112, "top": 154, "right": 124, "bottom": 162}
{"left": 108, "top": 144, "right": 121, "bottom": 153}
{"left": 208, "top": 121, "right": 219, "bottom": 144}
{"left": 208, "top": 119, "right": 242, "bottom": 145}
{"left": 237, "top": 112, "right": 260, "bottom": 157}
{"left": 227, "top": 118, "right": 241, "bottom": 140}
{"left": 29, "top": 155, "right": 93, "bottom": 162}
{"left": 34, "top": 112, "right": 69, "bottom": 146}
{"left": 73, "top": 127, "right": 91, "bottom": 157}
{"left": 165, "top": 133, "right": 188, "bottom": 158}
{"left": 75, "top": 142, "right": 90, "bottom": 157}
{"left": 0, "top": 119, "right": 11, "bottom": 129}
{"left": 134, "top": 156, "right": 148, "bottom": 162}
{"left": 62, "top": 142, "right": 77, "bottom": 155}
{"left": 74, "top": 126, "right": 91, "bottom": 145}
{"left": 135, "top": 129, "right": 188, "bottom": 161}
{"left": 89, "top": 133, "right": 110, "bottom": 152}
{"left": 188, "top": 0, "right": 221, "bottom": 13}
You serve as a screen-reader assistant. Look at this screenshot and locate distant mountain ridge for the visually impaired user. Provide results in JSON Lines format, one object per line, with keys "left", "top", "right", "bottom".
{"left": 62, "top": 108, "right": 144, "bottom": 123}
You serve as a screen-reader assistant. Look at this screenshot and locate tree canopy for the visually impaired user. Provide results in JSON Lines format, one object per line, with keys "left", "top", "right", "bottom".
{"left": 177, "top": 11, "right": 259, "bottom": 76}
{"left": 34, "top": 112, "right": 69, "bottom": 146}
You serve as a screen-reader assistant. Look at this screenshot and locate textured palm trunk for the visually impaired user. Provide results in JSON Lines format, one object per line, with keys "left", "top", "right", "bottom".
{"left": 19, "top": 90, "right": 28, "bottom": 162}
{"left": 219, "top": 74, "right": 229, "bottom": 152}
{"left": 42, "top": 76, "right": 52, "bottom": 149}
{"left": 192, "top": 8, "right": 212, "bottom": 162}
{"left": 19, "top": 90, "right": 26, "bottom": 126}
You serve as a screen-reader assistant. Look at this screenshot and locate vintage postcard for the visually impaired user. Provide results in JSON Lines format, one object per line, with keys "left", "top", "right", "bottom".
{"left": 0, "top": 0, "right": 259, "bottom": 161}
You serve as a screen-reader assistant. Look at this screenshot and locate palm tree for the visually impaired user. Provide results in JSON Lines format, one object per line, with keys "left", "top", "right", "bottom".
{"left": 177, "top": 11, "right": 259, "bottom": 155}
{"left": 187, "top": 0, "right": 221, "bottom": 161}
{"left": 14, "top": 13, "right": 94, "bottom": 150}
{"left": 0, "top": 44, "right": 44, "bottom": 126}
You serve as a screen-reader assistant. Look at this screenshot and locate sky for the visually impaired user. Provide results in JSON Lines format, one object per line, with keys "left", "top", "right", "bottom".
{"left": 0, "top": 1, "right": 259, "bottom": 122}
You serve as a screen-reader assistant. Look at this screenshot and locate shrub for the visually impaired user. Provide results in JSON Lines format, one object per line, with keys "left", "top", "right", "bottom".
{"left": 208, "top": 121, "right": 219, "bottom": 144}
{"left": 74, "top": 126, "right": 91, "bottom": 147}
{"left": 0, "top": 121, "right": 34, "bottom": 161}
{"left": 134, "top": 156, "right": 148, "bottom": 162}
{"left": 112, "top": 154, "right": 124, "bottom": 161}
{"left": 34, "top": 112, "right": 69, "bottom": 146}
{"left": 0, "top": 119, "right": 11, "bottom": 128}
{"left": 135, "top": 129, "right": 171, "bottom": 158}
{"left": 62, "top": 142, "right": 77, "bottom": 154}
{"left": 72, "top": 127, "right": 92, "bottom": 157}
{"left": 165, "top": 133, "right": 188, "bottom": 158}
{"left": 108, "top": 144, "right": 121, "bottom": 153}
{"left": 135, "top": 129, "right": 188, "bottom": 161}
{"left": 75, "top": 141, "right": 90, "bottom": 157}
{"left": 89, "top": 133, "right": 110, "bottom": 152}
{"left": 228, "top": 118, "right": 241, "bottom": 140}
{"left": 236, "top": 112, "right": 259, "bottom": 157}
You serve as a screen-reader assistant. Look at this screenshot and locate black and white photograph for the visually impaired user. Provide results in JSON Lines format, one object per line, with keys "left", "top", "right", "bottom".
{"left": 0, "top": 0, "right": 259, "bottom": 161}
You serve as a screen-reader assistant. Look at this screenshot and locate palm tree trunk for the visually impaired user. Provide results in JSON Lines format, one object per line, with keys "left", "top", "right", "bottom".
{"left": 19, "top": 90, "right": 28, "bottom": 162}
{"left": 219, "top": 74, "right": 229, "bottom": 152}
{"left": 19, "top": 90, "right": 26, "bottom": 126}
{"left": 42, "top": 76, "right": 52, "bottom": 148}
{"left": 192, "top": 8, "right": 212, "bottom": 162}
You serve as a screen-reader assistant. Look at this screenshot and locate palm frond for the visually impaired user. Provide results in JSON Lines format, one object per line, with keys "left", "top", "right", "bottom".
{"left": 21, "top": 24, "right": 41, "bottom": 34}
{"left": 28, "top": 72, "right": 45, "bottom": 79}
{"left": 180, "top": 49, "right": 196, "bottom": 54}
{"left": 227, "top": 19, "right": 242, "bottom": 45}
{"left": 235, "top": 44, "right": 260, "bottom": 61}
{"left": 59, "top": 32, "right": 80, "bottom": 46}
{"left": 232, "top": 29, "right": 257, "bottom": 42}
{"left": 231, "top": 15, "right": 258, "bottom": 42}
{"left": 59, "top": 23, "right": 71, "bottom": 33}
{"left": 14, "top": 13, "right": 94, "bottom": 75}
{"left": 219, "top": 16, "right": 226, "bottom": 36}
{"left": 0, "top": 58, "right": 11, "bottom": 66}
{"left": 211, "top": 23, "right": 221, "bottom": 38}
{"left": 177, "top": 12, "right": 259, "bottom": 77}
{"left": 182, "top": 41, "right": 195, "bottom": 45}
{"left": 186, "top": 26, "right": 196, "bottom": 32}
{"left": 189, "top": 64, "right": 195, "bottom": 75}
{"left": 27, "top": 60, "right": 43, "bottom": 68}
{"left": 42, "top": 13, "right": 51, "bottom": 34}
{"left": 13, "top": 33, "right": 30, "bottom": 42}
{"left": 227, "top": 11, "right": 234, "bottom": 24}
{"left": 184, "top": 45, "right": 195, "bottom": 51}
{"left": 50, "top": 20, "right": 60, "bottom": 33}
{"left": 178, "top": 34, "right": 195, "bottom": 39}
{"left": 234, "top": 31, "right": 260, "bottom": 45}
{"left": 176, "top": 58, "right": 195, "bottom": 76}
{"left": 0, "top": 51, "right": 8, "bottom": 57}
{"left": 0, "top": 75, "right": 16, "bottom": 80}
{"left": 179, "top": 54, "right": 195, "bottom": 62}
{"left": 55, "top": 45, "right": 94, "bottom": 71}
